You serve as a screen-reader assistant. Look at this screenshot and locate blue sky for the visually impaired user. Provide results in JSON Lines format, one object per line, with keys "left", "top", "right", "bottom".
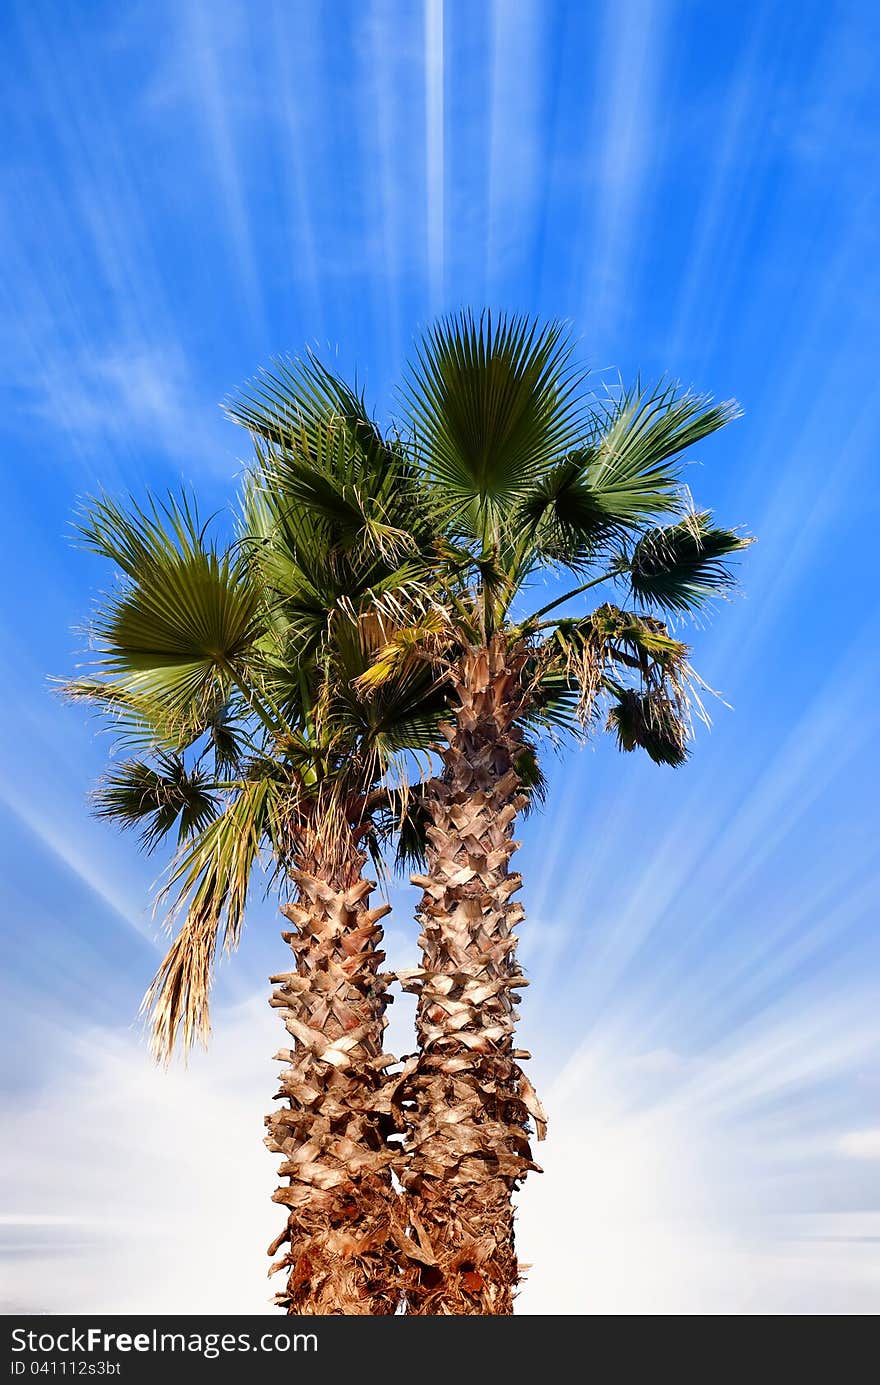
{"left": 1, "top": 0, "right": 879, "bottom": 1313}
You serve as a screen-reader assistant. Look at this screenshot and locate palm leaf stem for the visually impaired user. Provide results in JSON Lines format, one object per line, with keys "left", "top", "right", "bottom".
{"left": 528, "top": 570, "right": 615, "bottom": 624}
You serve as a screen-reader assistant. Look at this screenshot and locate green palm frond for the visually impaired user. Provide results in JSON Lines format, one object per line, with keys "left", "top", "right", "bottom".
{"left": 515, "top": 456, "right": 617, "bottom": 569}
{"left": 581, "top": 380, "right": 740, "bottom": 523}
{"left": 254, "top": 421, "right": 409, "bottom": 553}
{"left": 374, "top": 709, "right": 444, "bottom": 756}
{"left": 225, "top": 353, "right": 393, "bottom": 471}
{"left": 514, "top": 741, "right": 548, "bottom": 813}
{"left": 385, "top": 789, "right": 430, "bottom": 874}
{"left": 403, "top": 309, "right": 587, "bottom": 527}
{"left": 238, "top": 408, "right": 441, "bottom": 672}
{"left": 625, "top": 511, "right": 754, "bottom": 612}
{"left": 265, "top": 451, "right": 421, "bottom": 569}
{"left": 63, "top": 676, "right": 192, "bottom": 754}
{"left": 77, "top": 491, "right": 208, "bottom": 579}
{"left": 93, "top": 755, "right": 219, "bottom": 852}
{"left": 524, "top": 681, "right": 583, "bottom": 736}
{"left": 81, "top": 494, "right": 263, "bottom": 723}
{"left": 203, "top": 704, "right": 248, "bottom": 773}
{"left": 232, "top": 355, "right": 439, "bottom": 561}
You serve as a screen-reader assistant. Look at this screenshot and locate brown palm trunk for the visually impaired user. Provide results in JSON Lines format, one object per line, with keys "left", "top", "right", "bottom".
{"left": 398, "top": 637, "right": 547, "bottom": 1315}
{"left": 265, "top": 833, "right": 404, "bottom": 1314}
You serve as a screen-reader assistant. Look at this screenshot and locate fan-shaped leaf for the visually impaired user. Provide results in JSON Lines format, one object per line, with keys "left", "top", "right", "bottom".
{"left": 627, "top": 511, "right": 753, "bottom": 612}
{"left": 404, "top": 309, "right": 587, "bottom": 527}
{"left": 93, "top": 755, "right": 218, "bottom": 852}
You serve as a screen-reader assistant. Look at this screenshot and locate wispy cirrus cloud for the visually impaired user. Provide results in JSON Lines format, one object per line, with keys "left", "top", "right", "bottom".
{"left": 30, "top": 344, "right": 188, "bottom": 445}
{"left": 583, "top": 0, "right": 667, "bottom": 340}
{"left": 0, "top": 316, "right": 235, "bottom": 481}
{"left": 138, "top": 0, "right": 267, "bottom": 341}
{"left": 484, "top": 0, "right": 545, "bottom": 297}
{"left": 0, "top": 789, "right": 157, "bottom": 944}
{"left": 423, "top": 0, "right": 446, "bottom": 313}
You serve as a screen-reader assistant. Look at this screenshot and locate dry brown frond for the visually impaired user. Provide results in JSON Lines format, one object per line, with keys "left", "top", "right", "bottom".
{"left": 353, "top": 609, "right": 456, "bottom": 697}
{"left": 143, "top": 775, "right": 285, "bottom": 1060}
{"left": 142, "top": 908, "right": 219, "bottom": 1063}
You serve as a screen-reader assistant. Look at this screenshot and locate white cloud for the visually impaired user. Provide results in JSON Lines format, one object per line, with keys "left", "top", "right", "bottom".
{"left": 585, "top": 0, "right": 666, "bottom": 336}
{"left": 0, "top": 998, "right": 279, "bottom": 1315}
{"left": 839, "top": 1130, "right": 880, "bottom": 1162}
{"left": 2, "top": 985, "right": 879, "bottom": 1315}
{"left": 624, "top": 1046, "right": 686, "bottom": 1076}
{"left": 517, "top": 1004, "right": 880, "bottom": 1314}
{"left": 31, "top": 342, "right": 220, "bottom": 464}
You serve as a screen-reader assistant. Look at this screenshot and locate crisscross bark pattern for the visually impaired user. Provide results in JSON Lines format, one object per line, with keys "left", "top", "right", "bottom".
{"left": 265, "top": 841, "right": 404, "bottom": 1314}
{"left": 399, "top": 638, "right": 547, "bottom": 1315}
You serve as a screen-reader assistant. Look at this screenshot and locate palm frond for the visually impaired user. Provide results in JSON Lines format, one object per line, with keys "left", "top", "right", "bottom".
{"left": 515, "top": 455, "right": 617, "bottom": 568}
{"left": 403, "top": 309, "right": 588, "bottom": 527}
{"left": 353, "top": 608, "right": 451, "bottom": 694}
{"left": 76, "top": 491, "right": 214, "bottom": 577}
{"left": 225, "top": 353, "right": 391, "bottom": 468}
{"left": 81, "top": 494, "right": 263, "bottom": 722}
{"left": 606, "top": 687, "right": 689, "bottom": 766}
{"left": 388, "top": 790, "right": 431, "bottom": 874}
{"left": 231, "top": 354, "right": 439, "bottom": 559}
{"left": 203, "top": 704, "right": 248, "bottom": 773}
{"left": 625, "top": 510, "right": 754, "bottom": 612}
{"left": 63, "top": 676, "right": 193, "bottom": 755}
{"left": 142, "top": 912, "right": 219, "bottom": 1068}
{"left": 581, "top": 380, "right": 740, "bottom": 524}
{"left": 146, "top": 773, "right": 287, "bottom": 1060}
{"left": 547, "top": 603, "right": 690, "bottom": 719}
{"left": 93, "top": 755, "right": 218, "bottom": 852}
{"left": 514, "top": 741, "right": 548, "bottom": 814}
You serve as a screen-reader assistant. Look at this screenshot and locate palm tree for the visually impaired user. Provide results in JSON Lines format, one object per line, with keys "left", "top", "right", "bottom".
{"left": 67, "top": 382, "right": 443, "bottom": 1315}
{"left": 355, "top": 311, "right": 751, "bottom": 1313}
{"left": 68, "top": 317, "right": 748, "bottom": 1317}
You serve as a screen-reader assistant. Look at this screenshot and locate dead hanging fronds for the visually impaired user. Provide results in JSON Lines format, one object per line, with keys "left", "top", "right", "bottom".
{"left": 144, "top": 764, "right": 366, "bottom": 1064}
{"left": 144, "top": 773, "right": 288, "bottom": 1062}
{"left": 143, "top": 906, "right": 220, "bottom": 1061}
{"left": 353, "top": 608, "right": 453, "bottom": 696}
{"left": 287, "top": 783, "right": 360, "bottom": 881}
{"left": 354, "top": 596, "right": 451, "bottom": 694}
{"left": 605, "top": 686, "right": 690, "bottom": 766}
{"left": 536, "top": 601, "right": 720, "bottom": 761}
{"left": 360, "top": 575, "right": 445, "bottom": 636}
{"left": 542, "top": 602, "right": 686, "bottom": 722}
{"left": 351, "top": 578, "right": 481, "bottom": 703}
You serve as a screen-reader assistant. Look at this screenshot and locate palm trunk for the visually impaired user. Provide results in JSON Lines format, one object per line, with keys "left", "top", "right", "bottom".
{"left": 398, "top": 637, "right": 547, "bottom": 1315}
{"left": 265, "top": 835, "right": 404, "bottom": 1314}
